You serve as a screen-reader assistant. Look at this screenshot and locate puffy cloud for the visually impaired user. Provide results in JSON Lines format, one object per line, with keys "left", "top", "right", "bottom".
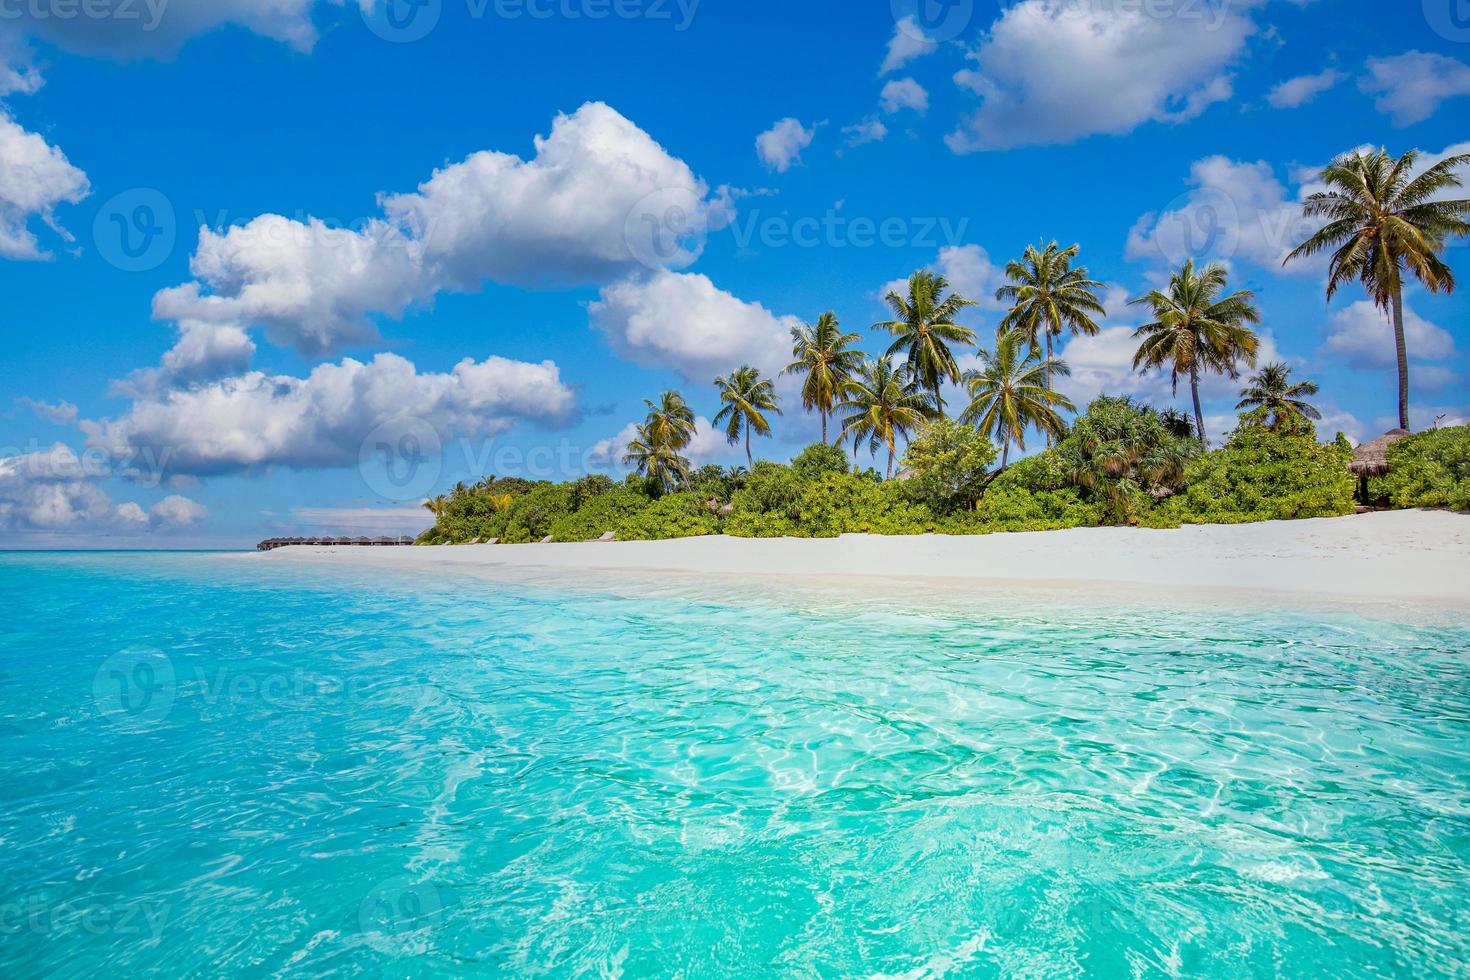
{"left": 881, "top": 16, "right": 938, "bottom": 75}
{"left": 1322, "top": 300, "right": 1457, "bottom": 369}
{"left": 843, "top": 118, "right": 888, "bottom": 147}
{"left": 947, "top": 0, "right": 1252, "bottom": 152}
{"left": 5, "top": 0, "right": 338, "bottom": 59}
{"left": 878, "top": 244, "right": 1006, "bottom": 315}
{"left": 590, "top": 270, "right": 796, "bottom": 381}
{"left": 755, "top": 118, "right": 816, "bottom": 173}
{"left": 15, "top": 396, "right": 79, "bottom": 424}
{"left": 0, "top": 31, "right": 42, "bottom": 96}
{"left": 1266, "top": 68, "right": 1343, "bottom": 109}
{"left": 0, "top": 444, "right": 205, "bottom": 532}
{"left": 1360, "top": 51, "right": 1470, "bottom": 126}
{"left": 82, "top": 352, "right": 577, "bottom": 478}
{"left": 0, "top": 112, "right": 90, "bottom": 260}
{"left": 880, "top": 77, "right": 929, "bottom": 114}
{"left": 157, "top": 102, "right": 728, "bottom": 356}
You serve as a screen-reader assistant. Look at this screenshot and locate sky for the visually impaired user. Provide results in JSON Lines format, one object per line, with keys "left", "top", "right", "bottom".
{"left": 0, "top": 0, "right": 1467, "bottom": 548}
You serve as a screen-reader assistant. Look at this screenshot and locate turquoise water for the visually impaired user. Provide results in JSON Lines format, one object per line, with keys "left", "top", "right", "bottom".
{"left": 2, "top": 553, "right": 1468, "bottom": 977}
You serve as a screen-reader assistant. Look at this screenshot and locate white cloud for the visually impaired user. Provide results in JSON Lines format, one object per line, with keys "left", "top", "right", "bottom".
{"left": 1322, "top": 300, "right": 1457, "bottom": 369}
{"left": 590, "top": 416, "right": 739, "bottom": 471}
{"left": 879, "top": 244, "right": 1007, "bottom": 316}
{"left": 946, "top": 0, "right": 1253, "bottom": 152}
{"left": 880, "top": 77, "right": 929, "bottom": 114}
{"left": 157, "top": 102, "right": 728, "bottom": 356}
{"left": 1360, "top": 51, "right": 1470, "bottom": 126}
{"left": 881, "top": 16, "right": 938, "bottom": 75}
{"left": 0, "top": 31, "right": 42, "bottom": 96}
{"left": 755, "top": 117, "right": 816, "bottom": 173}
{"left": 0, "top": 112, "right": 90, "bottom": 260}
{"left": 0, "top": 444, "right": 205, "bottom": 532}
{"left": 1266, "top": 68, "right": 1343, "bottom": 109}
{"left": 4, "top": 0, "right": 339, "bottom": 58}
{"left": 843, "top": 118, "right": 888, "bottom": 146}
{"left": 83, "top": 352, "right": 577, "bottom": 477}
{"left": 590, "top": 270, "right": 796, "bottom": 382}
{"left": 15, "top": 396, "right": 78, "bottom": 424}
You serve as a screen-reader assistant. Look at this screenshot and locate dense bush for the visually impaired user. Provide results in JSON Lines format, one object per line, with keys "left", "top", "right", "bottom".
{"left": 724, "top": 462, "right": 807, "bottom": 537}
{"left": 971, "top": 451, "right": 1102, "bottom": 531}
{"left": 615, "top": 491, "right": 724, "bottom": 540}
{"left": 790, "top": 443, "right": 851, "bottom": 481}
{"left": 897, "top": 419, "right": 998, "bottom": 514}
{"left": 1376, "top": 426, "right": 1470, "bottom": 511}
{"left": 549, "top": 487, "right": 651, "bottom": 541}
{"left": 1054, "top": 396, "right": 1198, "bottom": 524}
{"left": 796, "top": 473, "right": 939, "bottom": 537}
{"left": 1164, "top": 414, "right": 1355, "bottom": 523}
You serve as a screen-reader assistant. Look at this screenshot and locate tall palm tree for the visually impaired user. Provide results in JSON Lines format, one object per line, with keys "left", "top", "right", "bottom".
{"left": 995, "top": 241, "right": 1107, "bottom": 402}
{"left": 642, "top": 390, "right": 696, "bottom": 450}
{"left": 960, "top": 328, "right": 1076, "bottom": 469}
{"left": 1130, "top": 260, "right": 1261, "bottom": 448}
{"left": 837, "top": 358, "right": 935, "bottom": 478}
{"left": 713, "top": 366, "right": 781, "bottom": 467}
{"left": 1236, "top": 362, "right": 1322, "bottom": 429}
{"left": 623, "top": 423, "right": 691, "bottom": 491}
{"left": 874, "top": 271, "right": 977, "bottom": 417}
{"left": 1286, "top": 147, "right": 1470, "bottom": 430}
{"left": 423, "top": 495, "right": 449, "bottom": 520}
{"left": 783, "top": 312, "right": 865, "bottom": 445}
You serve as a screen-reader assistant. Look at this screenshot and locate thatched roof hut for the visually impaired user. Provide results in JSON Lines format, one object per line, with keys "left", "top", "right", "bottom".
{"left": 1350, "top": 429, "right": 1410, "bottom": 477}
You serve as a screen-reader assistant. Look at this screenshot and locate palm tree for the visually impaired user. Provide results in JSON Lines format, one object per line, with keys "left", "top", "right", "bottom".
{"left": 874, "top": 271, "right": 977, "bottom": 417}
{"left": 422, "top": 495, "right": 449, "bottom": 520}
{"left": 960, "top": 328, "right": 1076, "bottom": 469}
{"left": 1130, "top": 260, "right": 1261, "bottom": 448}
{"left": 783, "top": 312, "right": 865, "bottom": 445}
{"left": 642, "top": 390, "right": 696, "bottom": 450}
{"left": 713, "top": 366, "right": 781, "bottom": 466}
{"left": 1158, "top": 408, "right": 1196, "bottom": 441}
{"left": 1285, "top": 147, "right": 1470, "bottom": 430}
{"left": 622, "top": 424, "right": 691, "bottom": 491}
{"left": 995, "top": 241, "right": 1107, "bottom": 402}
{"left": 1236, "top": 362, "right": 1322, "bottom": 430}
{"left": 837, "top": 358, "right": 935, "bottom": 478}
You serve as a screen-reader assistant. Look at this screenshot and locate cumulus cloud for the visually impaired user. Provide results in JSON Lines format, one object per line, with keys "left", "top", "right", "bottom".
{"left": 83, "top": 352, "right": 577, "bottom": 478}
{"left": 946, "top": 0, "right": 1252, "bottom": 152}
{"left": 1266, "top": 68, "right": 1343, "bottom": 109}
{"left": 0, "top": 444, "right": 206, "bottom": 532}
{"left": 1360, "top": 51, "right": 1470, "bottom": 126}
{"left": 880, "top": 77, "right": 929, "bottom": 114}
{"left": 881, "top": 16, "right": 938, "bottom": 75}
{"left": 4, "top": 0, "right": 338, "bottom": 59}
{"left": 1322, "top": 300, "right": 1457, "bottom": 369}
{"left": 843, "top": 118, "right": 888, "bottom": 147}
{"left": 590, "top": 270, "right": 797, "bottom": 382}
{"left": 755, "top": 118, "right": 816, "bottom": 173}
{"left": 15, "top": 396, "right": 79, "bottom": 424}
{"left": 0, "top": 112, "right": 90, "bottom": 260}
{"left": 157, "top": 102, "right": 728, "bottom": 356}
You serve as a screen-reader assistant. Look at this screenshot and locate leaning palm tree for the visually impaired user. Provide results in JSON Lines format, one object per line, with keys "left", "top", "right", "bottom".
{"left": 1286, "top": 147, "right": 1470, "bottom": 430}
{"left": 1130, "top": 260, "right": 1261, "bottom": 448}
{"left": 642, "top": 390, "right": 697, "bottom": 451}
{"left": 622, "top": 424, "right": 691, "bottom": 491}
{"left": 422, "top": 495, "right": 449, "bottom": 520}
{"left": 960, "top": 328, "right": 1076, "bottom": 469}
{"left": 713, "top": 366, "right": 781, "bottom": 466}
{"left": 874, "top": 271, "right": 977, "bottom": 417}
{"left": 783, "top": 312, "right": 865, "bottom": 445}
{"left": 837, "top": 358, "right": 935, "bottom": 478}
{"left": 995, "top": 241, "right": 1107, "bottom": 403}
{"left": 1236, "top": 362, "right": 1322, "bottom": 429}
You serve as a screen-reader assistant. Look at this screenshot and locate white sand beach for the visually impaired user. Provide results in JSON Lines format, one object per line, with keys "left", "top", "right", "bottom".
{"left": 259, "top": 510, "right": 1470, "bottom": 610}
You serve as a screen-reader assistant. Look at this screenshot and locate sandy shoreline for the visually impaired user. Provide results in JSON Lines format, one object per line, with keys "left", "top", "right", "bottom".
{"left": 255, "top": 510, "right": 1470, "bottom": 611}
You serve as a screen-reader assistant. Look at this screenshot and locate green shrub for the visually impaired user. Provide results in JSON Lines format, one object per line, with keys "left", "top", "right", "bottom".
{"left": 549, "top": 487, "right": 652, "bottom": 541}
{"left": 498, "top": 484, "right": 575, "bottom": 543}
{"left": 1165, "top": 416, "right": 1355, "bottom": 523}
{"left": 897, "top": 418, "right": 998, "bottom": 514}
{"left": 790, "top": 443, "right": 851, "bottom": 482}
{"left": 796, "top": 473, "right": 939, "bottom": 537}
{"left": 616, "top": 491, "right": 723, "bottom": 540}
{"left": 1055, "top": 397, "right": 1198, "bottom": 524}
{"left": 725, "top": 463, "right": 805, "bottom": 537}
{"left": 1377, "top": 426, "right": 1470, "bottom": 511}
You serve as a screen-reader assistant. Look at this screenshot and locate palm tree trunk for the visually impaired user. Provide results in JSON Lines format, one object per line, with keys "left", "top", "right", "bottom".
{"left": 745, "top": 425, "right": 753, "bottom": 467}
{"left": 1190, "top": 365, "right": 1208, "bottom": 449}
{"left": 934, "top": 384, "right": 945, "bottom": 420}
{"left": 886, "top": 444, "right": 895, "bottom": 480}
{"left": 821, "top": 409, "right": 828, "bottom": 446}
{"left": 1391, "top": 289, "right": 1410, "bottom": 431}
{"left": 1045, "top": 330, "right": 1054, "bottom": 448}
{"left": 1001, "top": 438, "right": 1010, "bottom": 469}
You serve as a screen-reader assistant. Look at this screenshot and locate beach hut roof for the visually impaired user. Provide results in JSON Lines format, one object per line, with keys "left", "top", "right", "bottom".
{"left": 1350, "top": 429, "right": 1410, "bottom": 477}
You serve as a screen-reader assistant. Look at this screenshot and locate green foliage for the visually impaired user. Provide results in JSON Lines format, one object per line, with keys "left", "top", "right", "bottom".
{"left": 972, "top": 450, "right": 1102, "bottom": 530}
{"left": 797, "top": 474, "right": 939, "bottom": 537}
{"left": 498, "top": 484, "right": 575, "bottom": 543}
{"left": 1377, "top": 426, "right": 1470, "bottom": 511}
{"left": 897, "top": 418, "right": 998, "bottom": 513}
{"left": 549, "top": 487, "right": 651, "bottom": 541}
{"left": 1165, "top": 415, "right": 1355, "bottom": 523}
{"left": 725, "top": 462, "right": 806, "bottom": 537}
{"left": 1055, "top": 396, "right": 1198, "bottom": 524}
{"left": 790, "top": 443, "right": 851, "bottom": 481}
{"left": 615, "top": 491, "right": 723, "bottom": 540}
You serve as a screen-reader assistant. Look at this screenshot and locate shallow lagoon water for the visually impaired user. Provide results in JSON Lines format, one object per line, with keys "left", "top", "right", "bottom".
{"left": 2, "top": 552, "right": 1468, "bottom": 977}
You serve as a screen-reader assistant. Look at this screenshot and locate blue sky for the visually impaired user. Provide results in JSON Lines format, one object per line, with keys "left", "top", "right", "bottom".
{"left": 1, "top": 0, "right": 1466, "bottom": 547}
